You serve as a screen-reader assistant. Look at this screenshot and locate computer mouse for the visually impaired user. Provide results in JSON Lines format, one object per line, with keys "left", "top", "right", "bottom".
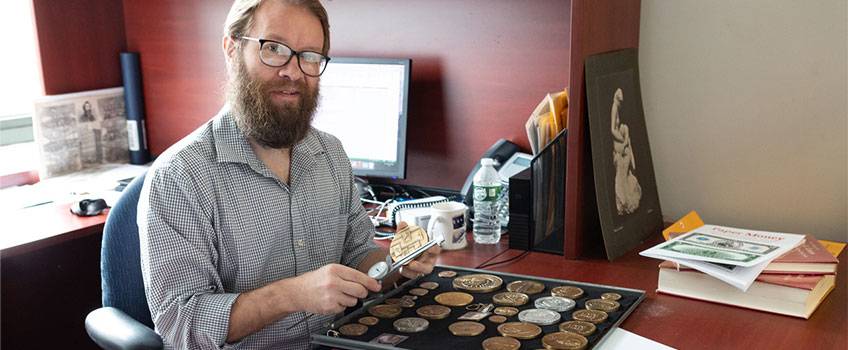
{"left": 70, "top": 198, "right": 109, "bottom": 217}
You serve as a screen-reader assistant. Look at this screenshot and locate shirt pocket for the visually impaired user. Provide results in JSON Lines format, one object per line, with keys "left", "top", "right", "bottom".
{"left": 308, "top": 213, "right": 347, "bottom": 267}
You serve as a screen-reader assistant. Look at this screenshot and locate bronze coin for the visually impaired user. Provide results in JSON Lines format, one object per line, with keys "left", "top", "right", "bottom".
{"left": 420, "top": 281, "right": 440, "bottom": 290}
{"left": 416, "top": 304, "right": 451, "bottom": 320}
{"left": 551, "top": 286, "right": 584, "bottom": 299}
{"left": 358, "top": 316, "right": 379, "bottom": 326}
{"left": 542, "top": 331, "right": 588, "bottom": 350}
{"left": 493, "top": 306, "right": 520, "bottom": 317}
{"left": 506, "top": 280, "right": 546, "bottom": 295}
{"left": 571, "top": 309, "right": 608, "bottom": 324}
{"left": 385, "top": 298, "right": 415, "bottom": 308}
{"left": 492, "top": 291, "right": 530, "bottom": 306}
{"left": 496, "top": 321, "right": 542, "bottom": 340}
{"left": 338, "top": 323, "right": 368, "bottom": 336}
{"left": 409, "top": 288, "right": 429, "bottom": 296}
{"left": 434, "top": 291, "right": 474, "bottom": 307}
{"left": 453, "top": 274, "right": 504, "bottom": 293}
{"left": 368, "top": 304, "right": 403, "bottom": 319}
{"left": 448, "top": 321, "right": 486, "bottom": 336}
{"left": 585, "top": 298, "right": 620, "bottom": 313}
{"left": 492, "top": 292, "right": 530, "bottom": 306}
{"left": 601, "top": 292, "right": 622, "bottom": 301}
{"left": 558, "top": 320, "right": 596, "bottom": 337}
{"left": 488, "top": 315, "right": 507, "bottom": 323}
{"left": 393, "top": 317, "right": 429, "bottom": 333}
{"left": 402, "top": 294, "right": 418, "bottom": 301}
{"left": 482, "top": 336, "right": 521, "bottom": 350}
{"left": 438, "top": 270, "right": 458, "bottom": 278}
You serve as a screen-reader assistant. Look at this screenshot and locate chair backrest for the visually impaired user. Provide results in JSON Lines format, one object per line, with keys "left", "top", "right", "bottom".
{"left": 100, "top": 172, "right": 153, "bottom": 328}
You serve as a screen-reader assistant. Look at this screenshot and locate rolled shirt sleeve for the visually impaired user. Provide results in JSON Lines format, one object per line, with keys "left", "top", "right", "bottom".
{"left": 139, "top": 164, "right": 238, "bottom": 349}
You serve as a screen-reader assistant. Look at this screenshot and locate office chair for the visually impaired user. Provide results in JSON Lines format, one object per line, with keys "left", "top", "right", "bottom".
{"left": 85, "top": 172, "right": 163, "bottom": 350}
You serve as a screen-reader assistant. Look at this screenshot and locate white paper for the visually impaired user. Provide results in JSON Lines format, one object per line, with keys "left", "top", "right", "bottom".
{"left": 597, "top": 328, "right": 676, "bottom": 350}
{"left": 659, "top": 256, "right": 769, "bottom": 291}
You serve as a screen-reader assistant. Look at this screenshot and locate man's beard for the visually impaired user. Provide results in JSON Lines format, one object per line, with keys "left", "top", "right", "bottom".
{"left": 228, "top": 55, "right": 319, "bottom": 149}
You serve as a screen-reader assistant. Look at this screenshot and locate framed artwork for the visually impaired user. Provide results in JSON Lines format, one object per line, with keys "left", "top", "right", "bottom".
{"left": 33, "top": 87, "right": 129, "bottom": 178}
{"left": 585, "top": 48, "right": 662, "bottom": 260}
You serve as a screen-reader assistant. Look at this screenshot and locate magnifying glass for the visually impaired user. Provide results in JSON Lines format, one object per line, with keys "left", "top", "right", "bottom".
{"left": 368, "top": 237, "right": 442, "bottom": 281}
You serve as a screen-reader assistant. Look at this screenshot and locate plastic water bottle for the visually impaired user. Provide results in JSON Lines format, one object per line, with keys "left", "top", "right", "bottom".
{"left": 473, "top": 158, "right": 502, "bottom": 244}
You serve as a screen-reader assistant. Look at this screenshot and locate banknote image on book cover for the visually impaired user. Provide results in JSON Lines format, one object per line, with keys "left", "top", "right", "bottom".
{"left": 585, "top": 48, "right": 663, "bottom": 261}
{"left": 311, "top": 265, "right": 645, "bottom": 349}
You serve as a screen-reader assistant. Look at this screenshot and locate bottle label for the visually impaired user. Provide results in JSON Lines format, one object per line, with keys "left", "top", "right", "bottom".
{"left": 473, "top": 185, "right": 501, "bottom": 202}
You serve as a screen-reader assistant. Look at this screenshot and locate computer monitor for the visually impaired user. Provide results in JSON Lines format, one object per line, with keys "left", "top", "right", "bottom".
{"left": 312, "top": 57, "right": 411, "bottom": 179}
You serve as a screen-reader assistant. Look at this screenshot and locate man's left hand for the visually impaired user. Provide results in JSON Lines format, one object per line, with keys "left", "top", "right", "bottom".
{"left": 396, "top": 222, "right": 441, "bottom": 279}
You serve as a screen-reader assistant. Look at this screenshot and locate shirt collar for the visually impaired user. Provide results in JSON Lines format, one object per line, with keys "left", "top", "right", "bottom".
{"left": 212, "top": 106, "right": 324, "bottom": 179}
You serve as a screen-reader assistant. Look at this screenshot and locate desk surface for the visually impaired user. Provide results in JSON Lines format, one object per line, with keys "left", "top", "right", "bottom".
{"left": 0, "top": 202, "right": 107, "bottom": 258}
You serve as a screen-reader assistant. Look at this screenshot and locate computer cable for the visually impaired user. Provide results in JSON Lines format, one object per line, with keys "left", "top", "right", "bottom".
{"left": 475, "top": 250, "right": 530, "bottom": 269}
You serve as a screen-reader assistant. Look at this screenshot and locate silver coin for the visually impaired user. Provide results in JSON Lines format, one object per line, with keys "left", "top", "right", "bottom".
{"left": 517, "top": 308, "right": 561, "bottom": 326}
{"left": 534, "top": 296, "right": 576, "bottom": 312}
{"left": 393, "top": 317, "right": 430, "bottom": 333}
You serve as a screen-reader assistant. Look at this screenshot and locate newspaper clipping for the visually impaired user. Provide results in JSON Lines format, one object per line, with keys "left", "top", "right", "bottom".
{"left": 33, "top": 87, "right": 129, "bottom": 178}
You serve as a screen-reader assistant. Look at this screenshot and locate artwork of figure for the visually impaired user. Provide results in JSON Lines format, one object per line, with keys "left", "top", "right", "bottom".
{"left": 610, "top": 88, "right": 641, "bottom": 215}
{"left": 79, "top": 101, "right": 96, "bottom": 122}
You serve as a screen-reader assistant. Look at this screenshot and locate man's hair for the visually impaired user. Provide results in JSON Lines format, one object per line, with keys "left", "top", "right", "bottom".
{"left": 224, "top": 0, "right": 330, "bottom": 54}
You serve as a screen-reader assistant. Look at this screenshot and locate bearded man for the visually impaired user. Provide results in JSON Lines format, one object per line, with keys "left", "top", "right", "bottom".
{"left": 138, "top": 1, "right": 439, "bottom": 348}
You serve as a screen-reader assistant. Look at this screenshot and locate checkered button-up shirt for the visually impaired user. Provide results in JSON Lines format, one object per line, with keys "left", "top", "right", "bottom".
{"left": 138, "top": 107, "right": 379, "bottom": 349}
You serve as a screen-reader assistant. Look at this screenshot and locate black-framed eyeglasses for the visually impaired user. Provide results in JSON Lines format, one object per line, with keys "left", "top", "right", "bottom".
{"left": 239, "top": 36, "right": 330, "bottom": 77}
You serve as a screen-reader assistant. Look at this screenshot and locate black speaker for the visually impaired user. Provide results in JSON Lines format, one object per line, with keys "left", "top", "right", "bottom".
{"left": 507, "top": 167, "right": 532, "bottom": 250}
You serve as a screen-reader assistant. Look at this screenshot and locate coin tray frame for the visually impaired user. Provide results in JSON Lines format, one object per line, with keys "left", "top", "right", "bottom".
{"left": 312, "top": 265, "right": 645, "bottom": 349}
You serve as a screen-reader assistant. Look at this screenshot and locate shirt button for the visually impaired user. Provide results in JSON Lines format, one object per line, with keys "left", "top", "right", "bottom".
{"left": 297, "top": 239, "right": 305, "bottom": 247}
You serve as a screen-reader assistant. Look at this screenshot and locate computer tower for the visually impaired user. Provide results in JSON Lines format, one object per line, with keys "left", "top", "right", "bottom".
{"left": 507, "top": 168, "right": 532, "bottom": 250}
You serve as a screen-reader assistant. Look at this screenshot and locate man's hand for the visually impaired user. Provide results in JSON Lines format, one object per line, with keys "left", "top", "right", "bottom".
{"left": 396, "top": 222, "right": 442, "bottom": 279}
{"left": 292, "top": 264, "right": 381, "bottom": 315}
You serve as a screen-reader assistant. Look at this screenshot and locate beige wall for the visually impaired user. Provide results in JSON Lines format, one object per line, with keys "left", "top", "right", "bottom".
{"left": 639, "top": 0, "right": 847, "bottom": 241}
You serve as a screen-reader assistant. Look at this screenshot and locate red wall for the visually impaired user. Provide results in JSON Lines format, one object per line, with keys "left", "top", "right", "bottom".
{"left": 32, "top": 0, "right": 126, "bottom": 95}
{"left": 123, "top": 0, "right": 572, "bottom": 190}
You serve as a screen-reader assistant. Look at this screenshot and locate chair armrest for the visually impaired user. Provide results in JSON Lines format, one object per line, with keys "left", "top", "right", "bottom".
{"left": 85, "top": 307, "right": 163, "bottom": 350}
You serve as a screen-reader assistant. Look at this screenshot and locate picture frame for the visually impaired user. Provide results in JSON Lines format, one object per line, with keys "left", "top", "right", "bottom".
{"left": 585, "top": 48, "right": 663, "bottom": 260}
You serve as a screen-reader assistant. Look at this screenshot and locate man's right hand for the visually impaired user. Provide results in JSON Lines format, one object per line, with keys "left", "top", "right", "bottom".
{"left": 292, "top": 264, "right": 382, "bottom": 315}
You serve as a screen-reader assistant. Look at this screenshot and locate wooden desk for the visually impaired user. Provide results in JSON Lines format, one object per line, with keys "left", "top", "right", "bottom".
{"left": 481, "top": 239, "right": 847, "bottom": 349}
{"left": 0, "top": 202, "right": 107, "bottom": 258}
{"left": 1, "top": 202, "right": 106, "bottom": 349}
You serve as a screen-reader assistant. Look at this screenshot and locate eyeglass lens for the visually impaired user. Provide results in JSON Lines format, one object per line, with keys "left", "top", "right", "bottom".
{"left": 259, "top": 41, "right": 327, "bottom": 76}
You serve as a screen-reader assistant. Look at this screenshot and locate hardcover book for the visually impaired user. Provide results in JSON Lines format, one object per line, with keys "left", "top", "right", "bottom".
{"left": 764, "top": 235, "right": 839, "bottom": 275}
{"left": 658, "top": 266, "right": 835, "bottom": 319}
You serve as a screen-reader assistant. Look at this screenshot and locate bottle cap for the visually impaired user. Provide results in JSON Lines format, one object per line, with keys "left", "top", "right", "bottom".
{"left": 481, "top": 158, "right": 494, "bottom": 166}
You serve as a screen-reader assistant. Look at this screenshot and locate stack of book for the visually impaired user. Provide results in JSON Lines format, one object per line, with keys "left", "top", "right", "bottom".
{"left": 642, "top": 212, "right": 841, "bottom": 319}
{"left": 657, "top": 236, "right": 838, "bottom": 319}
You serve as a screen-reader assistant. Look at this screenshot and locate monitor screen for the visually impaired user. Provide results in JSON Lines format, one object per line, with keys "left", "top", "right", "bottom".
{"left": 312, "top": 57, "right": 411, "bottom": 179}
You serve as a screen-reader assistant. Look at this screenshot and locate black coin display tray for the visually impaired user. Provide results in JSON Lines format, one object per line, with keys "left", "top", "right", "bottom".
{"left": 312, "top": 265, "right": 645, "bottom": 350}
